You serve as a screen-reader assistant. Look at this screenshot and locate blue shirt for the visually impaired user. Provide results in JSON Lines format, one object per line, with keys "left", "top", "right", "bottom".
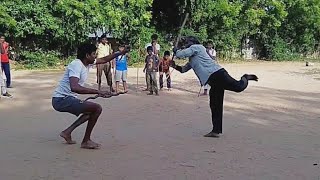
{"left": 115, "top": 55, "right": 128, "bottom": 71}
{"left": 176, "top": 44, "right": 222, "bottom": 85}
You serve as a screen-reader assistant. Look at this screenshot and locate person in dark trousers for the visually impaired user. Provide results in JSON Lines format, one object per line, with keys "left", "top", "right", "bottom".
{"left": 0, "top": 35, "right": 11, "bottom": 88}
{"left": 159, "top": 51, "right": 172, "bottom": 90}
{"left": 170, "top": 36, "right": 258, "bottom": 137}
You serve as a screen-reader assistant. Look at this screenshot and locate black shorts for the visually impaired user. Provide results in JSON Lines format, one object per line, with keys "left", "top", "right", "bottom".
{"left": 52, "top": 96, "right": 86, "bottom": 116}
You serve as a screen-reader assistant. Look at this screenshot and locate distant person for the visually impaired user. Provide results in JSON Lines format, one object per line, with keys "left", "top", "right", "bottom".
{"left": 0, "top": 35, "right": 12, "bottom": 88}
{"left": 144, "top": 34, "right": 161, "bottom": 91}
{"left": 114, "top": 44, "right": 130, "bottom": 94}
{"left": 143, "top": 46, "right": 159, "bottom": 95}
{"left": 96, "top": 34, "right": 114, "bottom": 92}
{"left": 159, "top": 51, "right": 172, "bottom": 91}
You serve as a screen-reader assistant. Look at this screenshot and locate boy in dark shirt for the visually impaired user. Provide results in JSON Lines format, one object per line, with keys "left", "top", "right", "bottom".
{"left": 143, "top": 46, "right": 159, "bottom": 95}
{"left": 159, "top": 51, "right": 172, "bottom": 91}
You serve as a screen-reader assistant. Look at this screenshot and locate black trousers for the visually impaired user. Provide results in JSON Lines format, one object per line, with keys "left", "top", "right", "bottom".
{"left": 207, "top": 68, "right": 248, "bottom": 133}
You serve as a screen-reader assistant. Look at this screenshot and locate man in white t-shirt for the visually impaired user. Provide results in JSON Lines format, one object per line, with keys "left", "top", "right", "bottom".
{"left": 52, "top": 43, "right": 128, "bottom": 149}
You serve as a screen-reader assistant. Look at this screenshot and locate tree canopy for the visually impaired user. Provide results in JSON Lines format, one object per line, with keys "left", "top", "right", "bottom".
{"left": 0, "top": 0, "right": 319, "bottom": 67}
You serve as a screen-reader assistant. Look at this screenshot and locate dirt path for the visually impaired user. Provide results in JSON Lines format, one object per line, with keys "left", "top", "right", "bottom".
{"left": 0, "top": 62, "right": 319, "bottom": 180}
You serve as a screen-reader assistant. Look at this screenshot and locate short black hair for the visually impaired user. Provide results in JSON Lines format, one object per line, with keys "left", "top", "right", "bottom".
{"left": 186, "top": 36, "right": 201, "bottom": 44}
{"left": 147, "top": 46, "right": 153, "bottom": 52}
{"left": 77, "top": 43, "right": 97, "bottom": 60}
{"left": 164, "top": 51, "right": 170, "bottom": 56}
{"left": 151, "top": 34, "right": 158, "bottom": 40}
{"left": 101, "top": 33, "right": 107, "bottom": 39}
{"left": 207, "top": 40, "right": 213, "bottom": 44}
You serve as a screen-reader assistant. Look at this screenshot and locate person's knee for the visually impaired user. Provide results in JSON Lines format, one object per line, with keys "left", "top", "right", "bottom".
{"left": 234, "top": 86, "right": 245, "bottom": 93}
{"left": 84, "top": 102, "right": 102, "bottom": 115}
{"left": 95, "top": 104, "right": 103, "bottom": 114}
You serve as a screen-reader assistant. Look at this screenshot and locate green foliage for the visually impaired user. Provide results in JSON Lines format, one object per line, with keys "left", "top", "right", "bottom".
{"left": 19, "top": 50, "right": 61, "bottom": 69}
{"left": 1, "top": 0, "right": 320, "bottom": 69}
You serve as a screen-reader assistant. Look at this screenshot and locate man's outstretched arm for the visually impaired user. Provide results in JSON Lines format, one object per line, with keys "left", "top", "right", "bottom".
{"left": 95, "top": 46, "right": 130, "bottom": 65}
{"left": 69, "top": 77, "right": 111, "bottom": 95}
{"left": 170, "top": 61, "right": 192, "bottom": 73}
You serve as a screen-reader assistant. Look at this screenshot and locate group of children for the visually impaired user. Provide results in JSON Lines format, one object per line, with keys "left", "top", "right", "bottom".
{"left": 95, "top": 33, "right": 173, "bottom": 97}
{"left": 143, "top": 38, "right": 217, "bottom": 96}
{"left": 143, "top": 46, "right": 172, "bottom": 96}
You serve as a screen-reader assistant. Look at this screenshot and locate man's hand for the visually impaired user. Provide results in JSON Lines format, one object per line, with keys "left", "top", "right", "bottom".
{"left": 172, "top": 47, "right": 179, "bottom": 55}
{"left": 169, "top": 60, "right": 176, "bottom": 68}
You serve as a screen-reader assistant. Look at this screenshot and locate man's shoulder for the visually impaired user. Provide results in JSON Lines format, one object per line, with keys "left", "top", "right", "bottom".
{"left": 68, "top": 59, "right": 83, "bottom": 68}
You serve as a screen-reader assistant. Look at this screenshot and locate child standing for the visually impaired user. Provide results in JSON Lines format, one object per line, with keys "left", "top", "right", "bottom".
{"left": 143, "top": 46, "right": 159, "bottom": 95}
{"left": 114, "top": 44, "right": 129, "bottom": 94}
{"left": 203, "top": 40, "right": 217, "bottom": 95}
{"left": 159, "top": 51, "right": 172, "bottom": 91}
{"left": 0, "top": 41, "right": 12, "bottom": 98}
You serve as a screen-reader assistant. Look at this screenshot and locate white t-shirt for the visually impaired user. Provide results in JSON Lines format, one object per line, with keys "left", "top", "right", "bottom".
{"left": 145, "top": 43, "right": 160, "bottom": 51}
{"left": 53, "top": 59, "right": 92, "bottom": 98}
{"left": 207, "top": 49, "right": 216, "bottom": 57}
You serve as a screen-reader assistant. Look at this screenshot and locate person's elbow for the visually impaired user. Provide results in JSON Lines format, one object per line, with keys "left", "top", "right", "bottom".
{"left": 70, "top": 83, "right": 81, "bottom": 94}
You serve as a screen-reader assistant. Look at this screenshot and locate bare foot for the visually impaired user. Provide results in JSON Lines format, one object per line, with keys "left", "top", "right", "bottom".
{"left": 81, "top": 140, "right": 101, "bottom": 149}
{"left": 203, "top": 131, "right": 220, "bottom": 138}
{"left": 60, "top": 132, "right": 76, "bottom": 144}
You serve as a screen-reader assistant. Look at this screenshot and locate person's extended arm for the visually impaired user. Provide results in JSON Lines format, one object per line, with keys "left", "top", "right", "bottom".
{"left": 175, "top": 46, "right": 196, "bottom": 59}
{"left": 95, "top": 46, "right": 129, "bottom": 65}
{"left": 69, "top": 77, "right": 110, "bottom": 95}
{"left": 170, "top": 61, "right": 192, "bottom": 73}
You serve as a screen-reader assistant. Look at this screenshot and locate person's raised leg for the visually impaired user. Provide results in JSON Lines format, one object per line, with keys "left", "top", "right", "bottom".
{"left": 222, "top": 70, "right": 258, "bottom": 93}
{"left": 60, "top": 114, "right": 90, "bottom": 144}
{"left": 204, "top": 83, "right": 224, "bottom": 138}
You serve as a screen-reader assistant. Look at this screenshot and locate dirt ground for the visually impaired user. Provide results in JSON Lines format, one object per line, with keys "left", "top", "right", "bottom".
{"left": 0, "top": 62, "right": 319, "bottom": 180}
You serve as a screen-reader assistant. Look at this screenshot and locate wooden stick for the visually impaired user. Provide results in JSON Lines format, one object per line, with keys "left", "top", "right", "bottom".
{"left": 136, "top": 67, "right": 139, "bottom": 92}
